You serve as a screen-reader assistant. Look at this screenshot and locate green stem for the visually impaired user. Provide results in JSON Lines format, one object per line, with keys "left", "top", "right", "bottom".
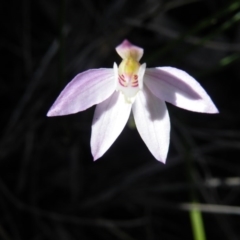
{"left": 190, "top": 202, "right": 206, "bottom": 240}
{"left": 175, "top": 123, "right": 207, "bottom": 240}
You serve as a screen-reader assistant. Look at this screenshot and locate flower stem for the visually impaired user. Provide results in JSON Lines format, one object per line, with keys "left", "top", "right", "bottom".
{"left": 185, "top": 148, "right": 206, "bottom": 240}
{"left": 190, "top": 202, "right": 206, "bottom": 240}
{"left": 174, "top": 121, "right": 207, "bottom": 240}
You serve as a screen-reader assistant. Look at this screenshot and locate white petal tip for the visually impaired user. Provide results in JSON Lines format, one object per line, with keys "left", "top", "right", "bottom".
{"left": 93, "top": 155, "right": 101, "bottom": 161}
{"left": 153, "top": 154, "right": 167, "bottom": 164}
{"left": 158, "top": 158, "right": 166, "bottom": 164}
{"left": 92, "top": 149, "right": 103, "bottom": 161}
{"left": 46, "top": 109, "right": 55, "bottom": 117}
{"left": 203, "top": 105, "right": 219, "bottom": 114}
{"left": 210, "top": 107, "right": 219, "bottom": 114}
{"left": 46, "top": 107, "right": 63, "bottom": 117}
{"left": 210, "top": 110, "right": 219, "bottom": 114}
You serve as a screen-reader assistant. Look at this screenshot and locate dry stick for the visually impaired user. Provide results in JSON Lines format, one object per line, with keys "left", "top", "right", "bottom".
{"left": 5, "top": 40, "right": 59, "bottom": 132}
{"left": 0, "top": 178, "right": 147, "bottom": 228}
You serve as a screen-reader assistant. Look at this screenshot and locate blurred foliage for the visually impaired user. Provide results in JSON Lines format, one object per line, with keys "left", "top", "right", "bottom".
{"left": 1, "top": 0, "right": 240, "bottom": 239}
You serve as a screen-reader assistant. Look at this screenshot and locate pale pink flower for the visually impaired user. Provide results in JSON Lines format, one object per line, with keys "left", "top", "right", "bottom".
{"left": 47, "top": 40, "right": 218, "bottom": 163}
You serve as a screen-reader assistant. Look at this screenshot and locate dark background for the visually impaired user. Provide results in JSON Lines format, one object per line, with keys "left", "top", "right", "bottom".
{"left": 1, "top": 0, "right": 240, "bottom": 239}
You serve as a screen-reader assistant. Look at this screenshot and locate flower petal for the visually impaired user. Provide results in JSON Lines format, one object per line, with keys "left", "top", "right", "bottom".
{"left": 91, "top": 91, "right": 132, "bottom": 160}
{"left": 116, "top": 40, "right": 143, "bottom": 61}
{"left": 132, "top": 87, "right": 170, "bottom": 163}
{"left": 144, "top": 67, "right": 219, "bottom": 113}
{"left": 47, "top": 68, "right": 116, "bottom": 116}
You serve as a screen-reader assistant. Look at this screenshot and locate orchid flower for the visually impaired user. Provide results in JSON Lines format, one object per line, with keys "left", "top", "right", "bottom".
{"left": 47, "top": 40, "right": 218, "bottom": 163}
